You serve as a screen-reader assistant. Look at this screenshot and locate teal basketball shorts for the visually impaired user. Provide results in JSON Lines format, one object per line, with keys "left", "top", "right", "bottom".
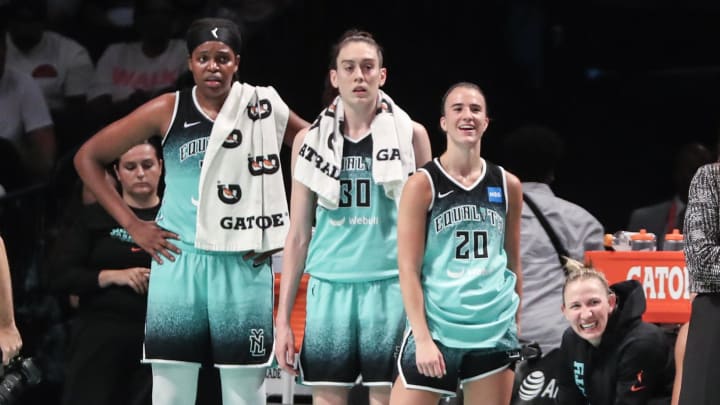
{"left": 396, "top": 329, "right": 520, "bottom": 397}
{"left": 299, "top": 276, "right": 405, "bottom": 386}
{"left": 143, "top": 248, "right": 274, "bottom": 367}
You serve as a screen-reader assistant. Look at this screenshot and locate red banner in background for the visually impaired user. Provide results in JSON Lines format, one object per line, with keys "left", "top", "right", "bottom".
{"left": 584, "top": 251, "right": 690, "bottom": 324}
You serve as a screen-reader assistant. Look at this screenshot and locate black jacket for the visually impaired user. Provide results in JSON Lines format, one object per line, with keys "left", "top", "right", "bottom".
{"left": 556, "top": 280, "right": 674, "bottom": 405}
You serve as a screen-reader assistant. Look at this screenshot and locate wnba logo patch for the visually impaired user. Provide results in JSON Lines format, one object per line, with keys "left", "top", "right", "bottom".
{"left": 487, "top": 187, "right": 503, "bottom": 203}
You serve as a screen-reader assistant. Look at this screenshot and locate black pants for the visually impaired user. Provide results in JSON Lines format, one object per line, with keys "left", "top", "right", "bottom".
{"left": 61, "top": 316, "right": 151, "bottom": 405}
{"left": 678, "top": 293, "right": 720, "bottom": 405}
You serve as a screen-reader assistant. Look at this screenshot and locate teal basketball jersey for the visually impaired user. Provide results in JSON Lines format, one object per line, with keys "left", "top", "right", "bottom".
{"left": 419, "top": 158, "right": 519, "bottom": 349}
{"left": 305, "top": 134, "right": 399, "bottom": 282}
{"left": 157, "top": 87, "right": 212, "bottom": 247}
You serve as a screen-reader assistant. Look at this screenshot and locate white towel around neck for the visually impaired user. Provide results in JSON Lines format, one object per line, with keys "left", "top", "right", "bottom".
{"left": 195, "top": 82, "right": 290, "bottom": 252}
{"left": 294, "top": 91, "right": 415, "bottom": 209}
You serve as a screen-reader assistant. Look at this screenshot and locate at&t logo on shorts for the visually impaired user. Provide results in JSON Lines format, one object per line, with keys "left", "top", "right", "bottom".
{"left": 518, "top": 370, "right": 558, "bottom": 402}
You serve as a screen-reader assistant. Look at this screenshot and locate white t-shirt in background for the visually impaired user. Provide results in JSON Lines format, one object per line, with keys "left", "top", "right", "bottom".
{"left": 5, "top": 31, "right": 94, "bottom": 110}
{"left": 87, "top": 39, "right": 188, "bottom": 102}
{"left": 0, "top": 68, "right": 54, "bottom": 143}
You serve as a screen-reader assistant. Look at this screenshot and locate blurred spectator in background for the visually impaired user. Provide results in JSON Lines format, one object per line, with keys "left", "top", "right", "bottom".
{"left": 501, "top": 124, "right": 604, "bottom": 354}
{"left": 5, "top": 0, "right": 94, "bottom": 155}
{"left": 75, "top": 0, "right": 135, "bottom": 61}
{"left": 0, "top": 14, "right": 56, "bottom": 181}
{"left": 627, "top": 142, "right": 712, "bottom": 246}
{"left": 202, "top": 0, "right": 291, "bottom": 35}
{"left": 86, "top": 0, "right": 185, "bottom": 132}
{"left": 47, "top": 139, "right": 163, "bottom": 405}
{"left": 0, "top": 138, "right": 31, "bottom": 196}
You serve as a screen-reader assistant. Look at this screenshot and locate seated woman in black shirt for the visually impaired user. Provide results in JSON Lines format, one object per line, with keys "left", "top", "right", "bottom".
{"left": 556, "top": 260, "right": 674, "bottom": 405}
{"left": 48, "top": 139, "right": 162, "bottom": 405}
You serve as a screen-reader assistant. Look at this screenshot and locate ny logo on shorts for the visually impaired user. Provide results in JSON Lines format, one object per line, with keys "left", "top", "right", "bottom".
{"left": 249, "top": 329, "right": 266, "bottom": 357}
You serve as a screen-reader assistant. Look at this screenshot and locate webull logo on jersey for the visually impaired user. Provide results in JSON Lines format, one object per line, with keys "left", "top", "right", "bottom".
{"left": 447, "top": 267, "right": 489, "bottom": 279}
{"left": 434, "top": 204, "right": 503, "bottom": 233}
{"left": 248, "top": 154, "right": 280, "bottom": 175}
{"left": 328, "top": 216, "right": 379, "bottom": 226}
{"left": 517, "top": 370, "right": 558, "bottom": 402}
{"left": 179, "top": 136, "right": 209, "bottom": 161}
{"left": 349, "top": 216, "right": 378, "bottom": 225}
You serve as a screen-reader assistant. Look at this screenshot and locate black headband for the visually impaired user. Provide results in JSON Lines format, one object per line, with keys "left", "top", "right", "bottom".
{"left": 186, "top": 25, "right": 242, "bottom": 56}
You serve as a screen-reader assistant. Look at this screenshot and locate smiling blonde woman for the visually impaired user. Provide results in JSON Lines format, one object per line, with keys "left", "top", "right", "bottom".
{"left": 556, "top": 259, "right": 674, "bottom": 405}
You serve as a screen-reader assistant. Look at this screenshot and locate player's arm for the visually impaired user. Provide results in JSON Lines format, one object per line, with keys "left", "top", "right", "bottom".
{"left": 411, "top": 121, "right": 432, "bottom": 168}
{"left": 504, "top": 171, "right": 523, "bottom": 331}
{"left": 0, "top": 237, "right": 21, "bottom": 366}
{"left": 74, "top": 94, "right": 180, "bottom": 263}
{"left": 282, "top": 110, "right": 311, "bottom": 147}
{"left": 398, "top": 172, "right": 445, "bottom": 377}
{"left": 275, "top": 128, "right": 315, "bottom": 374}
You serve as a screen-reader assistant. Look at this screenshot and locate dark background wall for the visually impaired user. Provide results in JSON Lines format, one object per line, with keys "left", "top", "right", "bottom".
{"left": 232, "top": 0, "right": 720, "bottom": 233}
